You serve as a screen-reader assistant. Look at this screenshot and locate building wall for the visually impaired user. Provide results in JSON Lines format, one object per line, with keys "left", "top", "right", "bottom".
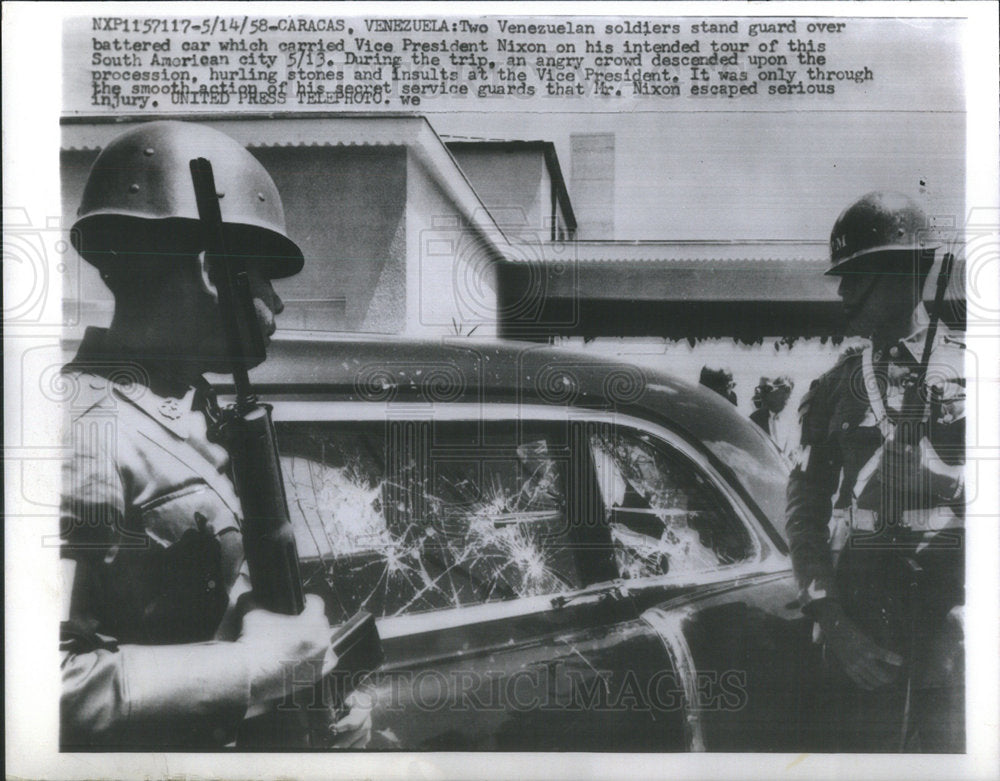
{"left": 569, "top": 133, "right": 615, "bottom": 239}
{"left": 61, "top": 145, "right": 409, "bottom": 334}
{"left": 448, "top": 148, "right": 547, "bottom": 232}
{"left": 406, "top": 154, "right": 499, "bottom": 338}
{"left": 253, "top": 146, "right": 407, "bottom": 333}
{"left": 434, "top": 111, "right": 964, "bottom": 243}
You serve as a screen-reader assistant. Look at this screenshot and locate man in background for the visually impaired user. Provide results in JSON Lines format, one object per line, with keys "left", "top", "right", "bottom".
{"left": 751, "top": 376, "right": 795, "bottom": 463}
{"left": 699, "top": 365, "right": 737, "bottom": 405}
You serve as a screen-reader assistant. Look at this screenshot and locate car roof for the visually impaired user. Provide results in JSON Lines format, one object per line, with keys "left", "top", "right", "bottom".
{"left": 243, "top": 333, "right": 790, "bottom": 548}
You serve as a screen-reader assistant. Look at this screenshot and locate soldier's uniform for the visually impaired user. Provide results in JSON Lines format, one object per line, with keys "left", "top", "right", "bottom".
{"left": 61, "top": 328, "right": 252, "bottom": 747}
{"left": 60, "top": 121, "right": 310, "bottom": 748}
{"left": 787, "top": 192, "right": 965, "bottom": 752}
{"left": 788, "top": 305, "right": 964, "bottom": 607}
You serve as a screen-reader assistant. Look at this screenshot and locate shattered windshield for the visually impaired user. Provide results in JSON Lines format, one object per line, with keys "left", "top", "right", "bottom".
{"left": 277, "top": 420, "right": 582, "bottom": 621}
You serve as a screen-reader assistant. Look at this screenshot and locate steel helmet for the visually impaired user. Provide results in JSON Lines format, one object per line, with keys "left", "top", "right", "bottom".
{"left": 826, "top": 191, "right": 937, "bottom": 276}
{"left": 71, "top": 120, "right": 303, "bottom": 278}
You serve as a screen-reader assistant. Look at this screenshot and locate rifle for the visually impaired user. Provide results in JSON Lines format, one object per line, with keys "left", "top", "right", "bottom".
{"left": 893, "top": 253, "right": 957, "bottom": 751}
{"left": 190, "top": 159, "right": 385, "bottom": 742}
{"left": 885, "top": 252, "right": 956, "bottom": 521}
{"left": 902, "top": 252, "right": 955, "bottom": 440}
{"left": 189, "top": 157, "right": 305, "bottom": 616}
{"left": 852, "top": 252, "right": 958, "bottom": 521}
{"left": 856, "top": 252, "right": 957, "bottom": 748}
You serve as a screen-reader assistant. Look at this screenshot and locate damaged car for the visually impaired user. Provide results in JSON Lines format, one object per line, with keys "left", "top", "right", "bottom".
{"left": 247, "top": 335, "right": 822, "bottom": 751}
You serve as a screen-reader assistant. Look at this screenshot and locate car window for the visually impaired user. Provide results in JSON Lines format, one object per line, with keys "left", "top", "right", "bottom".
{"left": 276, "top": 420, "right": 582, "bottom": 621}
{"left": 589, "top": 425, "right": 753, "bottom": 580}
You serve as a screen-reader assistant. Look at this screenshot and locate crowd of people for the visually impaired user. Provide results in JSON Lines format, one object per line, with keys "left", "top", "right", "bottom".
{"left": 698, "top": 368, "right": 797, "bottom": 464}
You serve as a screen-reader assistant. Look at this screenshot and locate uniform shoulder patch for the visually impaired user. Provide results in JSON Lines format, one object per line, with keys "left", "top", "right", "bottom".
{"left": 797, "top": 346, "right": 863, "bottom": 447}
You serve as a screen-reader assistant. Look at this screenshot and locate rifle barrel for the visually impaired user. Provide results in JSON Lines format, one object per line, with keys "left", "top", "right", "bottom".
{"left": 189, "top": 158, "right": 255, "bottom": 406}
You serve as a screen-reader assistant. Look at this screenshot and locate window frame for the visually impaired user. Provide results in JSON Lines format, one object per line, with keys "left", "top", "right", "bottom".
{"left": 588, "top": 422, "right": 759, "bottom": 581}
{"left": 271, "top": 401, "right": 783, "bottom": 601}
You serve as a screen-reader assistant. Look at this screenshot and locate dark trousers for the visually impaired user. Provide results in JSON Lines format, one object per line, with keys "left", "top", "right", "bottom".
{"left": 817, "top": 529, "right": 964, "bottom": 752}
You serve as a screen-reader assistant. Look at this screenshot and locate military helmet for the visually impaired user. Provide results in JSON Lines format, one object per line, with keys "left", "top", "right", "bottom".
{"left": 826, "top": 191, "right": 937, "bottom": 276}
{"left": 71, "top": 120, "right": 303, "bottom": 278}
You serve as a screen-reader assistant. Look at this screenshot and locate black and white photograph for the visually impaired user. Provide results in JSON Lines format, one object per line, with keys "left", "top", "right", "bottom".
{"left": 4, "top": 1, "right": 999, "bottom": 779}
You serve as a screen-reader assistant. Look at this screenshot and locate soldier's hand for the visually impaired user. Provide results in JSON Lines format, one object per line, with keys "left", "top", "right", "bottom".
{"left": 879, "top": 434, "right": 964, "bottom": 505}
{"left": 818, "top": 604, "right": 903, "bottom": 690}
{"left": 236, "top": 593, "right": 334, "bottom": 705}
{"left": 917, "top": 435, "right": 964, "bottom": 500}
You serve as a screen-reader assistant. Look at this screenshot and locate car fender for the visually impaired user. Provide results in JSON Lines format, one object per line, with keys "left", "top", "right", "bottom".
{"left": 639, "top": 606, "right": 706, "bottom": 751}
{"left": 638, "top": 572, "right": 820, "bottom": 751}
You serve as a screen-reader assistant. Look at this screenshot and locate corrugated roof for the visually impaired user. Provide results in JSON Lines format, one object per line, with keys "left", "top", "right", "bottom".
{"left": 534, "top": 239, "right": 829, "bottom": 264}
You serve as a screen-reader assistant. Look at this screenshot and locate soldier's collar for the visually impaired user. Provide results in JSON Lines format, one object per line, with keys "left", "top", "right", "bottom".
{"left": 897, "top": 302, "right": 954, "bottom": 363}
{"left": 65, "top": 328, "right": 204, "bottom": 439}
{"left": 871, "top": 303, "right": 952, "bottom": 364}
{"left": 66, "top": 326, "right": 201, "bottom": 399}
{"left": 117, "top": 383, "right": 201, "bottom": 440}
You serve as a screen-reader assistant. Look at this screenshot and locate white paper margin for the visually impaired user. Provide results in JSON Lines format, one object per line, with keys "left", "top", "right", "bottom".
{"left": 4, "top": 2, "right": 998, "bottom": 779}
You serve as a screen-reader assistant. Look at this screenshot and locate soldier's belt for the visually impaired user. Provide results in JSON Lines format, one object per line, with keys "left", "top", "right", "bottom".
{"left": 849, "top": 506, "right": 962, "bottom": 533}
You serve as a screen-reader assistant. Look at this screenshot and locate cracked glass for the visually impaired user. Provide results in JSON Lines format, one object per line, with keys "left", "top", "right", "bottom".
{"left": 277, "top": 420, "right": 582, "bottom": 622}
{"left": 589, "top": 426, "right": 753, "bottom": 580}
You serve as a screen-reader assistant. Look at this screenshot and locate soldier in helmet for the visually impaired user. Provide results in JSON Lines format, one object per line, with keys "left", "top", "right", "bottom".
{"left": 787, "top": 191, "right": 964, "bottom": 751}
{"left": 60, "top": 121, "right": 369, "bottom": 748}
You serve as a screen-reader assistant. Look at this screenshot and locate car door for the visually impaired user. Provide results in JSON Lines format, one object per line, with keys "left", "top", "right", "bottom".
{"left": 271, "top": 402, "right": 686, "bottom": 751}
{"left": 585, "top": 417, "right": 822, "bottom": 751}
